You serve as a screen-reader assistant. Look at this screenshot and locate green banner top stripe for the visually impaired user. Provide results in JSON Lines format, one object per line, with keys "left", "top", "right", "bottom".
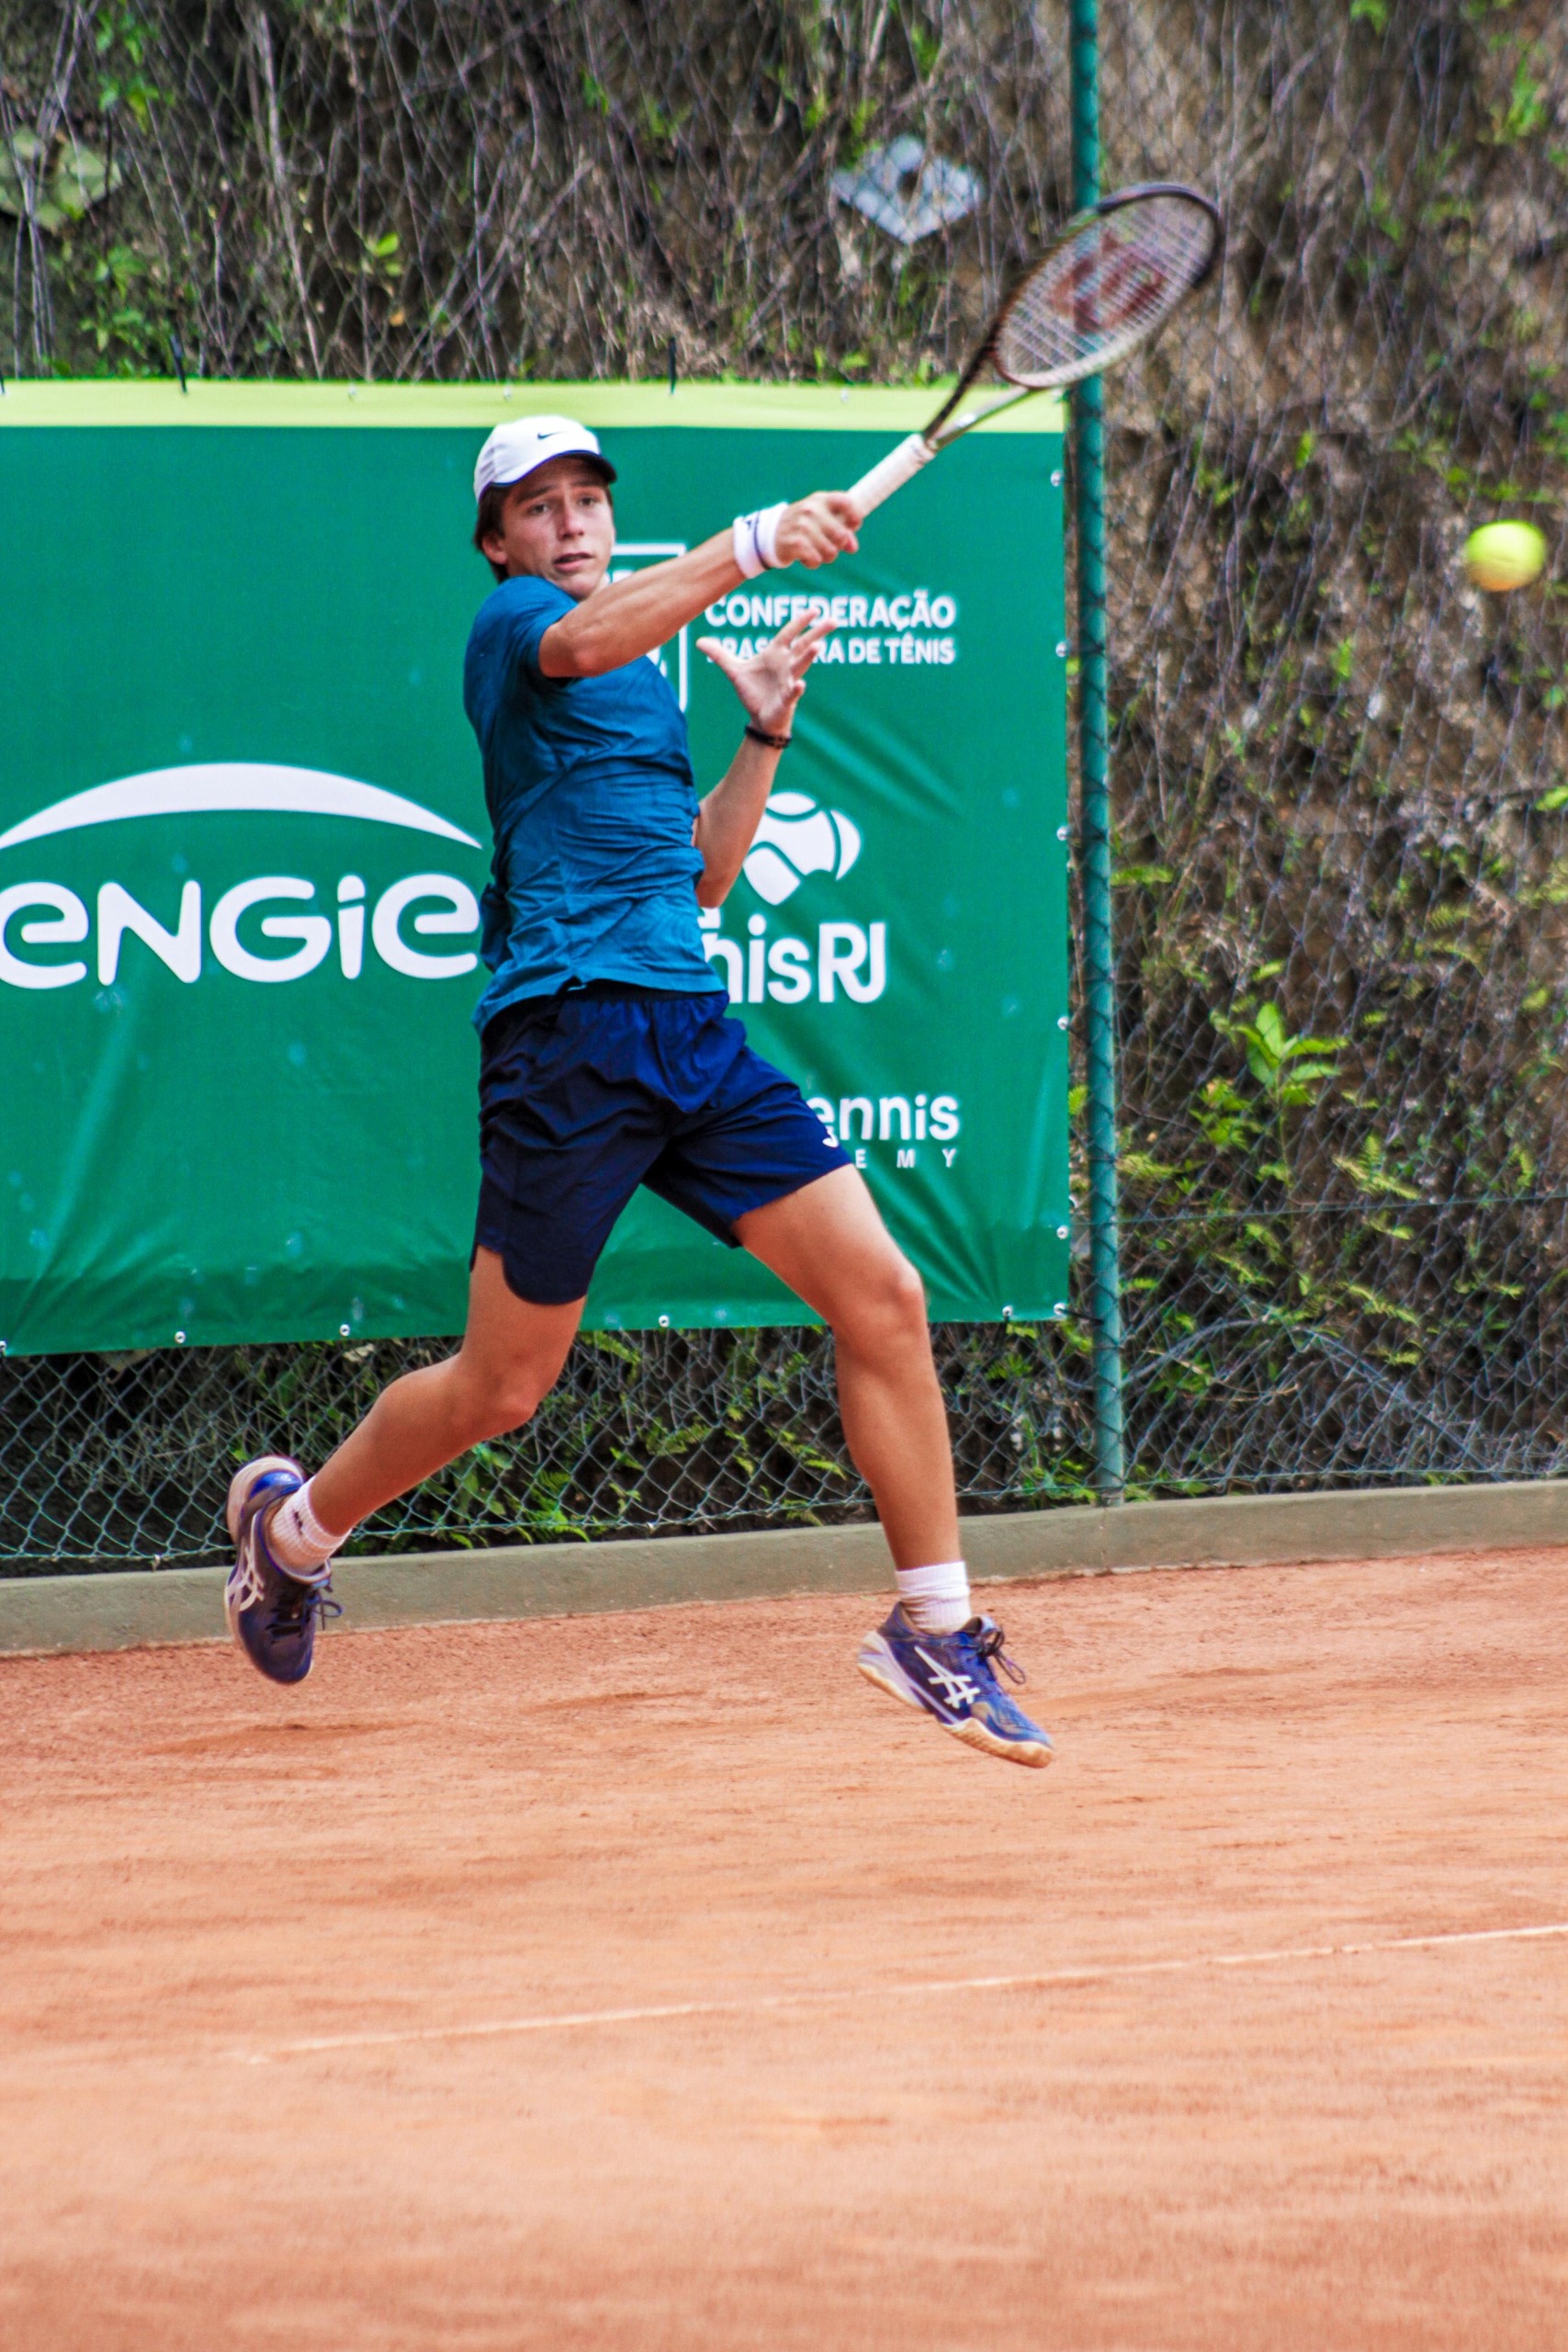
{"left": 0, "top": 379, "right": 1066, "bottom": 433}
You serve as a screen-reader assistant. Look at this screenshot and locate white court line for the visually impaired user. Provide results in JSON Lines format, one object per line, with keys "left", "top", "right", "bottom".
{"left": 235, "top": 1919, "right": 1568, "bottom": 2065}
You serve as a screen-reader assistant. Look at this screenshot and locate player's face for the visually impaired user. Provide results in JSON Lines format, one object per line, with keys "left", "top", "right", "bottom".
{"left": 485, "top": 458, "right": 615, "bottom": 598}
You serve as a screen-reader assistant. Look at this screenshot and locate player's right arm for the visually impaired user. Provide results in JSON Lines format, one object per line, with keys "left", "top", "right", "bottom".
{"left": 538, "top": 494, "right": 858, "bottom": 681}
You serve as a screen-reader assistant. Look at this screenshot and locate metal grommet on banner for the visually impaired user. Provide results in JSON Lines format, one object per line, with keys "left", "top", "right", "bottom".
{"left": 1057, "top": 1014, "right": 1069, "bottom": 1030}
{"left": 1052, "top": 1303, "right": 1068, "bottom": 1319}
{"left": 1057, "top": 1225, "right": 1070, "bottom": 1239}
{"left": 658, "top": 1314, "right": 671, "bottom": 1328}
{"left": 339, "top": 1323, "right": 351, "bottom": 1339}
{"left": 175, "top": 1330, "right": 186, "bottom": 1345}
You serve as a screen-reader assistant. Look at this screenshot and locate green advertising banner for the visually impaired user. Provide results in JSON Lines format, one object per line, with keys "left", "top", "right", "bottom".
{"left": 0, "top": 382, "right": 1067, "bottom": 1355}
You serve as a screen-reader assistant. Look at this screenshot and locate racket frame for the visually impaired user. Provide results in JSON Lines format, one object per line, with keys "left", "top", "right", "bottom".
{"left": 845, "top": 183, "right": 1220, "bottom": 521}
{"left": 931, "top": 182, "right": 1221, "bottom": 433}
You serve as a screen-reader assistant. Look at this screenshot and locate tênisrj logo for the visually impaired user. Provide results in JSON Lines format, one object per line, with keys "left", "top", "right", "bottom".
{"left": 742, "top": 792, "right": 862, "bottom": 907}
{"left": 705, "top": 781, "right": 883, "bottom": 1008}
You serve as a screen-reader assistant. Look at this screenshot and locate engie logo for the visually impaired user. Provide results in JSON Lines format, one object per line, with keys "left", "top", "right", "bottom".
{"left": 0, "top": 764, "right": 483, "bottom": 992}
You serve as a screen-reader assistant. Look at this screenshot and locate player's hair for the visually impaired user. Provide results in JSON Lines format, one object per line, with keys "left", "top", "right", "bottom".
{"left": 474, "top": 467, "right": 615, "bottom": 582}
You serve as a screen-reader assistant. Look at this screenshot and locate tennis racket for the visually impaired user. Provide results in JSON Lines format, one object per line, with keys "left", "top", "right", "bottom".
{"left": 847, "top": 183, "right": 1221, "bottom": 521}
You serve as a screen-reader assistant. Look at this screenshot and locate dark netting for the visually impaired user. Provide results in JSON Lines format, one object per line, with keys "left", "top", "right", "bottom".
{"left": 2, "top": 0, "right": 1566, "bottom": 1568}
{"left": 1095, "top": 0, "right": 1568, "bottom": 1510}
{"left": 0, "top": 1328, "right": 1089, "bottom": 1571}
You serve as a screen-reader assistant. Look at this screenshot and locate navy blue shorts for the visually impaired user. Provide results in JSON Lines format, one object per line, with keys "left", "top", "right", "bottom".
{"left": 474, "top": 984, "right": 851, "bottom": 1305}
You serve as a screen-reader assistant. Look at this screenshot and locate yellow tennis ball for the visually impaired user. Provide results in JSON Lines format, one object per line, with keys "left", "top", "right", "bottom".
{"left": 1464, "top": 521, "right": 1546, "bottom": 593}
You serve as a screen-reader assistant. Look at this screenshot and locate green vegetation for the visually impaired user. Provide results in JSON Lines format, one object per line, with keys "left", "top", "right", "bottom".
{"left": 1, "top": 0, "right": 1566, "bottom": 1558}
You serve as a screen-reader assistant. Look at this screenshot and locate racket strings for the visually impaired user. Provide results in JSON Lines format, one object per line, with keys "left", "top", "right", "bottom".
{"left": 996, "top": 197, "right": 1216, "bottom": 387}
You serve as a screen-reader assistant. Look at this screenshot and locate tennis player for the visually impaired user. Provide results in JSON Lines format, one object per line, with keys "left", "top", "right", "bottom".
{"left": 222, "top": 414, "right": 1052, "bottom": 1768}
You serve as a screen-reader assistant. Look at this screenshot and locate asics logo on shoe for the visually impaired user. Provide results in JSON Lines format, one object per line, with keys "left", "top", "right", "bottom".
{"left": 915, "top": 1647, "right": 981, "bottom": 1709}
{"left": 857, "top": 1607, "right": 1053, "bottom": 1768}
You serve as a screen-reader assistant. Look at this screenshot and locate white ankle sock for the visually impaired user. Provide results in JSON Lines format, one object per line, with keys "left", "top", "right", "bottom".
{"left": 895, "top": 1559, "right": 971, "bottom": 1635}
{"left": 266, "top": 1478, "right": 350, "bottom": 1576}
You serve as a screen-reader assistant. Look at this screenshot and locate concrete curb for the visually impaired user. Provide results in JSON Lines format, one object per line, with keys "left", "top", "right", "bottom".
{"left": 3, "top": 1479, "right": 1565, "bottom": 1658}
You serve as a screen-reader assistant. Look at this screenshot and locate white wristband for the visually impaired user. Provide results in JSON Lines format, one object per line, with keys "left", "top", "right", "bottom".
{"left": 755, "top": 501, "right": 787, "bottom": 567}
{"left": 732, "top": 502, "right": 789, "bottom": 579}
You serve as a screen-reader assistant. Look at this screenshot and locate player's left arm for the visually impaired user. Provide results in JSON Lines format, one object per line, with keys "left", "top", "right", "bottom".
{"left": 692, "top": 614, "right": 834, "bottom": 907}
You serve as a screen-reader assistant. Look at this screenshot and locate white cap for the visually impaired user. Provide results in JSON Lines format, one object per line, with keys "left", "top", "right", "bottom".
{"left": 472, "top": 415, "right": 615, "bottom": 504}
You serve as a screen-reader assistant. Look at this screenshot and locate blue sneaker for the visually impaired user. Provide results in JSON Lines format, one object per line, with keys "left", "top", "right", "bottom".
{"left": 224, "top": 1455, "right": 339, "bottom": 1686}
{"left": 857, "top": 1605, "right": 1054, "bottom": 1768}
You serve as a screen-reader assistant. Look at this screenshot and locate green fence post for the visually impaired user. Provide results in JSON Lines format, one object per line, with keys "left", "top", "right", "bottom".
{"left": 1069, "top": 0, "right": 1126, "bottom": 1503}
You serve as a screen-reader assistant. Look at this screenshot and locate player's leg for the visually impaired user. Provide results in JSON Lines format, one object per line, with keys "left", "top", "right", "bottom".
{"left": 650, "top": 1036, "right": 1052, "bottom": 1768}
{"left": 307, "top": 1251, "right": 581, "bottom": 1537}
{"left": 224, "top": 1252, "right": 581, "bottom": 1686}
{"left": 226, "top": 990, "right": 669, "bottom": 1688}
{"left": 736, "top": 1166, "right": 1052, "bottom": 1768}
{"left": 735, "top": 1165, "right": 956, "bottom": 1571}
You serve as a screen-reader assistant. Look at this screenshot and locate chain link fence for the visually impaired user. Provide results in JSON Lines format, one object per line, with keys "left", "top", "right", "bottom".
{"left": 0, "top": 1328, "right": 1087, "bottom": 1572}
{"left": 1100, "top": 0, "right": 1568, "bottom": 1517}
{"left": 3, "top": 0, "right": 1567, "bottom": 1569}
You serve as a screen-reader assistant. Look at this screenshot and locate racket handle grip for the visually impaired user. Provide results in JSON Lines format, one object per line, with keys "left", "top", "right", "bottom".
{"left": 846, "top": 433, "right": 935, "bottom": 522}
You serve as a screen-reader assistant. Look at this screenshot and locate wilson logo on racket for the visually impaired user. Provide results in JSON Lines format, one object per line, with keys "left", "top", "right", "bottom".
{"left": 1046, "top": 240, "right": 1170, "bottom": 337}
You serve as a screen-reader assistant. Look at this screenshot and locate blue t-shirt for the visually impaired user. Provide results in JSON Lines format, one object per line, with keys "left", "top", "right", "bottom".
{"left": 462, "top": 572, "right": 721, "bottom": 1029}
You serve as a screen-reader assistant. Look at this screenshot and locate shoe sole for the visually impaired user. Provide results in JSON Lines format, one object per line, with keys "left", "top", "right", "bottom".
{"left": 946, "top": 1713, "right": 1053, "bottom": 1770}
{"left": 856, "top": 1635, "right": 1053, "bottom": 1770}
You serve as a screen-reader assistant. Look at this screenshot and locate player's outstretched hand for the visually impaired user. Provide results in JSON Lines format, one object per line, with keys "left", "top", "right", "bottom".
{"left": 773, "top": 492, "right": 860, "bottom": 570}
{"left": 695, "top": 611, "right": 836, "bottom": 738}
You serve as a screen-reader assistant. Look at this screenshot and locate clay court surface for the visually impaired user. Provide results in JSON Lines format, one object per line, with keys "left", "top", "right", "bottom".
{"left": 2, "top": 1546, "right": 1566, "bottom": 2349}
